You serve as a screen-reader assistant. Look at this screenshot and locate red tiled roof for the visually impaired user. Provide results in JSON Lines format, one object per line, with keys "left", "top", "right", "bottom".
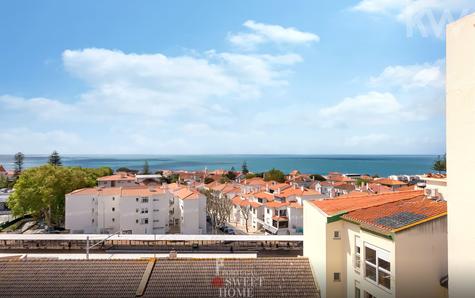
{"left": 268, "top": 183, "right": 290, "bottom": 191}
{"left": 97, "top": 173, "right": 136, "bottom": 182}
{"left": 68, "top": 187, "right": 166, "bottom": 197}
{"left": 253, "top": 192, "right": 275, "bottom": 201}
{"left": 310, "top": 190, "right": 424, "bottom": 216}
{"left": 242, "top": 177, "right": 267, "bottom": 186}
{"left": 341, "top": 196, "right": 447, "bottom": 232}
{"left": 0, "top": 165, "right": 6, "bottom": 173}
{"left": 374, "top": 178, "right": 407, "bottom": 186}
{"left": 279, "top": 187, "right": 321, "bottom": 198}
{"left": 249, "top": 201, "right": 262, "bottom": 208}
{"left": 265, "top": 201, "right": 289, "bottom": 208}
{"left": 174, "top": 187, "right": 201, "bottom": 200}
{"left": 368, "top": 183, "right": 393, "bottom": 194}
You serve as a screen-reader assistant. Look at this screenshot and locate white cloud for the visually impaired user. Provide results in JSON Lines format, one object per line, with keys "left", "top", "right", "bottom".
{"left": 352, "top": 0, "right": 475, "bottom": 38}
{"left": 0, "top": 128, "right": 83, "bottom": 153}
{"left": 229, "top": 20, "right": 319, "bottom": 49}
{"left": 369, "top": 60, "right": 445, "bottom": 89}
{"left": 0, "top": 95, "right": 77, "bottom": 120}
{"left": 319, "top": 92, "right": 402, "bottom": 127}
{"left": 353, "top": 0, "right": 472, "bottom": 19}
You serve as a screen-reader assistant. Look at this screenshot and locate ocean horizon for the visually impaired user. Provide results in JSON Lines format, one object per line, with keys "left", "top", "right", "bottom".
{"left": 0, "top": 154, "right": 440, "bottom": 177}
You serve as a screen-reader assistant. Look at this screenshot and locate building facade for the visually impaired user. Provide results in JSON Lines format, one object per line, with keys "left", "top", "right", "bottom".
{"left": 304, "top": 191, "right": 447, "bottom": 298}
{"left": 447, "top": 13, "right": 475, "bottom": 297}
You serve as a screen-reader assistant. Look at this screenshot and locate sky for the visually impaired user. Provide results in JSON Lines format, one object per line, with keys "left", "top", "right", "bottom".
{"left": 1, "top": 0, "right": 473, "bottom": 155}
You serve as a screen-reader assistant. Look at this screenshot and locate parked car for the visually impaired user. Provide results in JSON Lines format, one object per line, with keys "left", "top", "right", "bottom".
{"left": 227, "top": 228, "right": 235, "bottom": 235}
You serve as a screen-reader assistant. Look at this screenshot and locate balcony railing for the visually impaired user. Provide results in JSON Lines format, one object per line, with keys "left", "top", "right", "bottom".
{"left": 256, "top": 218, "right": 279, "bottom": 234}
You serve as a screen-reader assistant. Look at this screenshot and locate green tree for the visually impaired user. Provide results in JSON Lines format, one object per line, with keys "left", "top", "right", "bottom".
{"left": 14, "top": 152, "right": 25, "bottom": 176}
{"left": 48, "top": 150, "right": 62, "bottom": 166}
{"left": 355, "top": 178, "right": 370, "bottom": 187}
{"left": 7, "top": 165, "right": 112, "bottom": 226}
{"left": 225, "top": 171, "right": 237, "bottom": 181}
{"left": 264, "top": 168, "right": 285, "bottom": 183}
{"left": 142, "top": 161, "right": 150, "bottom": 174}
{"left": 219, "top": 176, "right": 231, "bottom": 184}
{"left": 116, "top": 167, "right": 138, "bottom": 174}
{"left": 0, "top": 175, "right": 7, "bottom": 188}
{"left": 433, "top": 154, "right": 447, "bottom": 173}
{"left": 204, "top": 177, "right": 215, "bottom": 184}
{"left": 241, "top": 161, "right": 249, "bottom": 175}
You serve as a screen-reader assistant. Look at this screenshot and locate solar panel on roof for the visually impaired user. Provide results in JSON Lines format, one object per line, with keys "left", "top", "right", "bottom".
{"left": 375, "top": 212, "right": 427, "bottom": 229}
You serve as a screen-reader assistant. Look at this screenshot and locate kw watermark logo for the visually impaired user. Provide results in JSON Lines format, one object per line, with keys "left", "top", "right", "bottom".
{"left": 211, "top": 259, "right": 264, "bottom": 297}
{"left": 405, "top": 2, "right": 474, "bottom": 39}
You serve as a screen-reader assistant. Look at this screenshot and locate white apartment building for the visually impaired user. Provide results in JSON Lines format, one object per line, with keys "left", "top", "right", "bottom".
{"left": 304, "top": 190, "right": 447, "bottom": 298}
{"left": 65, "top": 187, "right": 171, "bottom": 234}
{"left": 231, "top": 186, "right": 323, "bottom": 235}
{"left": 65, "top": 183, "right": 207, "bottom": 235}
{"left": 173, "top": 187, "right": 207, "bottom": 234}
{"left": 447, "top": 13, "right": 475, "bottom": 297}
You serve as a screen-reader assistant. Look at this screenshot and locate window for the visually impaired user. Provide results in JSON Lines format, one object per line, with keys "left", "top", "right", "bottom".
{"left": 355, "top": 281, "right": 361, "bottom": 298}
{"left": 153, "top": 209, "right": 160, "bottom": 212}
{"left": 112, "top": 207, "right": 115, "bottom": 212}
{"left": 153, "top": 219, "right": 160, "bottom": 223}
{"left": 136, "top": 208, "right": 139, "bottom": 213}
{"left": 266, "top": 209, "right": 270, "bottom": 214}
{"left": 141, "top": 197, "right": 149, "bottom": 203}
{"left": 365, "top": 244, "right": 391, "bottom": 290}
{"left": 333, "top": 272, "right": 341, "bottom": 282}
{"left": 92, "top": 208, "right": 94, "bottom": 213}
{"left": 91, "top": 218, "right": 94, "bottom": 223}
{"left": 136, "top": 219, "right": 139, "bottom": 224}
{"left": 364, "top": 291, "right": 376, "bottom": 298}
{"left": 355, "top": 236, "right": 361, "bottom": 270}
{"left": 112, "top": 218, "right": 115, "bottom": 222}
{"left": 333, "top": 230, "right": 341, "bottom": 239}
{"left": 136, "top": 198, "right": 139, "bottom": 202}
{"left": 141, "top": 208, "right": 148, "bottom": 214}
{"left": 112, "top": 197, "right": 115, "bottom": 201}
{"left": 140, "top": 218, "right": 149, "bottom": 224}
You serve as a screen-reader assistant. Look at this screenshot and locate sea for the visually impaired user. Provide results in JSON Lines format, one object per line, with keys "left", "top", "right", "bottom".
{"left": 0, "top": 154, "right": 439, "bottom": 177}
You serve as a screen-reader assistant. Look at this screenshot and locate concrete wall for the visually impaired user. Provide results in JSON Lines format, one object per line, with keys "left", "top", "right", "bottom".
{"left": 180, "top": 198, "right": 200, "bottom": 234}
{"left": 395, "top": 217, "right": 448, "bottom": 298}
{"left": 65, "top": 194, "right": 97, "bottom": 233}
{"left": 446, "top": 13, "right": 475, "bottom": 298}
{"left": 345, "top": 224, "right": 395, "bottom": 298}
{"left": 303, "top": 201, "right": 327, "bottom": 298}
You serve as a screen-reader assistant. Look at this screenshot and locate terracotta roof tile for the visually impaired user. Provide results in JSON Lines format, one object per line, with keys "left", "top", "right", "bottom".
{"left": 0, "top": 258, "right": 320, "bottom": 298}
{"left": 374, "top": 178, "right": 407, "bottom": 186}
{"left": 341, "top": 196, "right": 447, "bottom": 232}
{"left": 253, "top": 192, "right": 275, "bottom": 202}
{"left": 310, "top": 190, "right": 424, "bottom": 216}
{"left": 265, "top": 201, "right": 289, "bottom": 208}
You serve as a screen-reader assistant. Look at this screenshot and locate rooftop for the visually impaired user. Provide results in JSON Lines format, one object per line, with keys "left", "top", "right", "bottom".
{"left": 0, "top": 257, "right": 319, "bottom": 297}
{"left": 310, "top": 190, "right": 424, "bottom": 216}
{"left": 341, "top": 196, "right": 447, "bottom": 233}
{"left": 97, "top": 173, "right": 136, "bottom": 182}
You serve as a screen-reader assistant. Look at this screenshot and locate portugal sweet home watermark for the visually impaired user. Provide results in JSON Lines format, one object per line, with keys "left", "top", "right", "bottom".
{"left": 211, "top": 259, "right": 265, "bottom": 297}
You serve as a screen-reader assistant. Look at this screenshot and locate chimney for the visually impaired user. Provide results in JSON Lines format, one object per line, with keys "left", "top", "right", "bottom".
{"left": 169, "top": 250, "right": 177, "bottom": 259}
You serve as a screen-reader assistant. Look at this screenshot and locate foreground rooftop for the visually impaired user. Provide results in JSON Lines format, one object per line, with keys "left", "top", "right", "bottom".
{"left": 0, "top": 257, "right": 319, "bottom": 297}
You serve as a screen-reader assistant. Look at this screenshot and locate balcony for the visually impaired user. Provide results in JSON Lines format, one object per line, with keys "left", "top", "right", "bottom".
{"left": 255, "top": 218, "right": 278, "bottom": 234}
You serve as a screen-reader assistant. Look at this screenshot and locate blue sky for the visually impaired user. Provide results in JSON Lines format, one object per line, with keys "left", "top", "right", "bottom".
{"left": 1, "top": 0, "right": 473, "bottom": 154}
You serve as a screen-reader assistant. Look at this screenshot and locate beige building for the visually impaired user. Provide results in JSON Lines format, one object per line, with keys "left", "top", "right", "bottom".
{"left": 304, "top": 190, "right": 447, "bottom": 298}
{"left": 447, "top": 13, "right": 475, "bottom": 298}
